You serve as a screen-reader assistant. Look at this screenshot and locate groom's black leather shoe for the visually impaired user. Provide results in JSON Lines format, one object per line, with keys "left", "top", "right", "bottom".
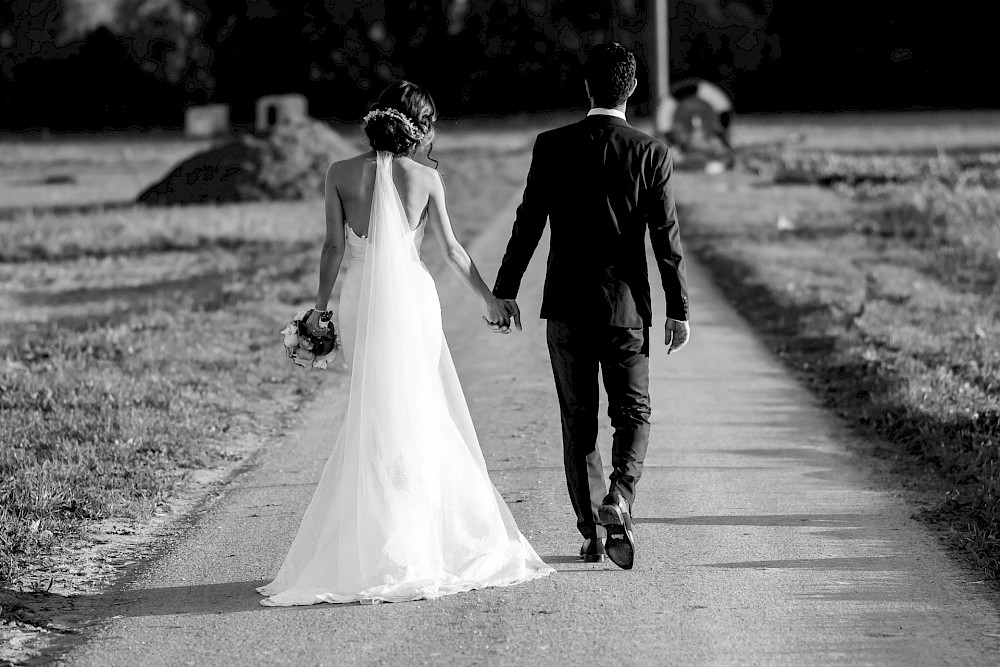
{"left": 579, "top": 537, "right": 607, "bottom": 563}
{"left": 598, "top": 494, "right": 636, "bottom": 570}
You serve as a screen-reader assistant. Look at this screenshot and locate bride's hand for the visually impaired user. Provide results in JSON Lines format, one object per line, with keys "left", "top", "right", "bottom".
{"left": 482, "top": 296, "right": 512, "bottom": 334}
{"left": 305, "top": 309, "right": 326, "bottom": 337}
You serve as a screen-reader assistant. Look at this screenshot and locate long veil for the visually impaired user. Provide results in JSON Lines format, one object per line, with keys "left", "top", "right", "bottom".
{"left": 258, "top": 152, "right": 551, "bottom": 605}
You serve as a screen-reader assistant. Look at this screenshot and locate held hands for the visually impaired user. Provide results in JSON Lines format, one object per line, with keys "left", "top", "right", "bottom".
{"left": 665, "top": 318, "right": 690, "bottom": 355}
{"left": 483, "top": 297, "right": 521, "bottom": 334}
{"left": 483, "top": 302, "right": 686, "bottom": 350}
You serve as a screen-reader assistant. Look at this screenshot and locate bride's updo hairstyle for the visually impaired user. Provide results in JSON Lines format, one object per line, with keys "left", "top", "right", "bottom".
{"left": 363, "top": 81, "right": 437, "bottom": 158}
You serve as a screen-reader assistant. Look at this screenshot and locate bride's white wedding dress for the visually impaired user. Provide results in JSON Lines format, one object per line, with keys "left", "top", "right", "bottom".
{"left": 258, "top": 152, "right": 553, "bottom": 606}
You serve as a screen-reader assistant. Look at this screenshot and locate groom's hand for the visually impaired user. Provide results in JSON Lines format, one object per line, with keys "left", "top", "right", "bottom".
{"left": 500, "top": 299, "right": 522, "bottom": 331}
{"left": 665, "top": 318, "right": 690, "bottom": 355}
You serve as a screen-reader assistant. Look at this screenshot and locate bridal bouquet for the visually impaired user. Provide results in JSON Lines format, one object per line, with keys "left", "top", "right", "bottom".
{"left": 281, "top": 309, "right": 340, "bottom": 370}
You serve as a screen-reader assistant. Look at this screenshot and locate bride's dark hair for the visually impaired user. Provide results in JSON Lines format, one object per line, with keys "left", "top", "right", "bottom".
{"left": 363, "top": 81, "right": 437, "bottom": 161}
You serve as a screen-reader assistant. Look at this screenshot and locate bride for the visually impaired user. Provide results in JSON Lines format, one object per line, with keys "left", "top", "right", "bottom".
{"left": 258, "top": 81, "right": 553, "bottom": 606}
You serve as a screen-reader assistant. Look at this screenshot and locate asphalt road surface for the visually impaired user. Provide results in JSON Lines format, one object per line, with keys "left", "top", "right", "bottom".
{"left": 59, "top": 186, "right": 1000, "bottom": 666}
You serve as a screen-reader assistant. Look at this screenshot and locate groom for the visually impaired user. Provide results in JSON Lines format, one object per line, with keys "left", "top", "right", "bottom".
{"left": 490, "top": 42, "right": 690, "bottom": 570}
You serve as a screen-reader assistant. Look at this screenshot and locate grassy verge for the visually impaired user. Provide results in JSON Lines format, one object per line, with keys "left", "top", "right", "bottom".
{"left": 0, "top": 199, "right": 327, "bottom": 588}
{"left": 0, "top": 143, "right": 530, "bottom": 596}
{"left": 678, "top": 151, "right": 1000, "bottom": 579}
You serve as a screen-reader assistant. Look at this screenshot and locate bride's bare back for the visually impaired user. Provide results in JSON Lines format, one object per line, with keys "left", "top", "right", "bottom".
{"left": 311, "top": 149, "right": 512, "bottom": 333}
{"left": 327, "top": 152, "right": 435, "bottom": 237}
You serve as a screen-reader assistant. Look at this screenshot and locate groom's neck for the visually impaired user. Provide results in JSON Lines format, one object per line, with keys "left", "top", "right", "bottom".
{"left": 589, "top": 101, "right": 628, "bottom": 114}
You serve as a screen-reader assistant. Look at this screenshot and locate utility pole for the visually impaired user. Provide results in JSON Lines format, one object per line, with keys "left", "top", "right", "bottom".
{"left": 651, "top": 0, "right": 676, "bottom": 134}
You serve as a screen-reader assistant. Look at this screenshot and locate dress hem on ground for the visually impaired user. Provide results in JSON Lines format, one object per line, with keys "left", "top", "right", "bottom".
{"left": 256, "top": 564, "right": 552, "bottom": 606}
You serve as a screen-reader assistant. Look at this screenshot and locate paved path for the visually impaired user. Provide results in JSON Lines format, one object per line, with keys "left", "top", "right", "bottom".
{"left": 60, "top": 185, "right": 1000, "bottom": 666}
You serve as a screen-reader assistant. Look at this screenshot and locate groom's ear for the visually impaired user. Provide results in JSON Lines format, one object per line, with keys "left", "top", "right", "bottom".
{"left": 627, "top": 77, "right": 638, "bottom": 99}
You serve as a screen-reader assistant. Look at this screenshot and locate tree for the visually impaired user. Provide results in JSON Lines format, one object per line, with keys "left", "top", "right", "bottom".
{"left": 61, "top": 0, "right": 118, "bottom": 40}
{"left": 115, "top": 0, "right": 213, "bottom": 95}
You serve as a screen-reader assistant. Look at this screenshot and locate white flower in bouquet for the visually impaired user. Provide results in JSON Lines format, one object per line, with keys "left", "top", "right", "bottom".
{"left": 281, "top": 323, "right": 299, "bottom": 349}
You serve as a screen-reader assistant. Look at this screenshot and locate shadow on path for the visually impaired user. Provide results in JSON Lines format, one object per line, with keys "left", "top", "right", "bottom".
{"left": 705, "top": 556, "right": 900, "bottom": 571}
{"left": 636, "top": 513, "right": 871, "bottom": 527}
{"left": 1, "top": 579, "right": 289, "bottom": 627}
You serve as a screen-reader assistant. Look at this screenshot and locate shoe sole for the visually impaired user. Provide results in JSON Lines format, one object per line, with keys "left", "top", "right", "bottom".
{"left": 580, "top": 553, "right": 607, "bottom": 563}
{"left": 598, "top": 504, "right": 635, "bottom": 570}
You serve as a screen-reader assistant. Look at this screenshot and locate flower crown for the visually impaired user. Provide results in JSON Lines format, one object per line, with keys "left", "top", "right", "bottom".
{"left": 362, "top": 108, "right": 426, "bottom": 139}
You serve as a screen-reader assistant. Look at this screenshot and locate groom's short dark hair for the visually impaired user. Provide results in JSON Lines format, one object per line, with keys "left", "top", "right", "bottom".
{"left": 584, "top": 42, "right": 636, "bottom": 109}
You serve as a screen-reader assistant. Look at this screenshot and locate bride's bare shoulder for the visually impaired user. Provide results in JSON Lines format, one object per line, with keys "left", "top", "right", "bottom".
{"left": 328, "top": 152, "right": 374, "bottom": 173}
{"left": 326, "top": 152, "right": 376, "bottom": 188}
{"left": 395, "top": 155, "right": 436, "bottom": 174}
{"left": 394, "top": 156, "right": 440, "bottom": 189}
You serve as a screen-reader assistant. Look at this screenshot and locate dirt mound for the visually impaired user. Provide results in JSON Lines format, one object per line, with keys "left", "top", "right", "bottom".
{"left": 138, "top": 118, "right": 359, "bottom": 204}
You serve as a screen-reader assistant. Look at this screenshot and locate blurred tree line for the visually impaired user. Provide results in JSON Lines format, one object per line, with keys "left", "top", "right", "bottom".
{"left": 1, "top": 0, "right": 997, "bottom": 131}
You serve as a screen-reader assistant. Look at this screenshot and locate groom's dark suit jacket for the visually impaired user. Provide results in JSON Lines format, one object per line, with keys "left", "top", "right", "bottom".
{"left": 493, "top": 114, "right": 688, "bottom": 327}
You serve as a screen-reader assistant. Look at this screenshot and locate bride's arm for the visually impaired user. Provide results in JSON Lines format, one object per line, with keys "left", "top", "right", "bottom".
{"left": 313, "top": 164, "right": 348, "bottom": 314}
{"left": 426, "top": 171, "right": 515, "bottom": 330}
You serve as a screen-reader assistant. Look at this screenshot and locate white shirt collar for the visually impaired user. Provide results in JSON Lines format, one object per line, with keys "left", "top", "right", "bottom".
{"left": 587, "top": 107, "right": 627, "bottom": 121}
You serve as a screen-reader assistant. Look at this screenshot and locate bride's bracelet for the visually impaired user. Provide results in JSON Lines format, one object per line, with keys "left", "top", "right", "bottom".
{"left": 311, "top": 309, "right": 335, "bottom": 329}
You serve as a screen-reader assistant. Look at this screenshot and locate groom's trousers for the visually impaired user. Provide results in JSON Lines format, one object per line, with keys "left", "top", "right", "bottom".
{"left": 546, "top": 320, "right": 651, "bottom": 540}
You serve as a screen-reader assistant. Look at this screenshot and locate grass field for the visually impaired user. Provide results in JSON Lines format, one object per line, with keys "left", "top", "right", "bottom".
{"left": 680, "top": 110, "right": 1000, "bottom": 580}
{"left": 730, "top": 109, "right": 1000, "bottom": 152}
{"left": 0, "top": 138, "right": 212, "bottom": 210}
